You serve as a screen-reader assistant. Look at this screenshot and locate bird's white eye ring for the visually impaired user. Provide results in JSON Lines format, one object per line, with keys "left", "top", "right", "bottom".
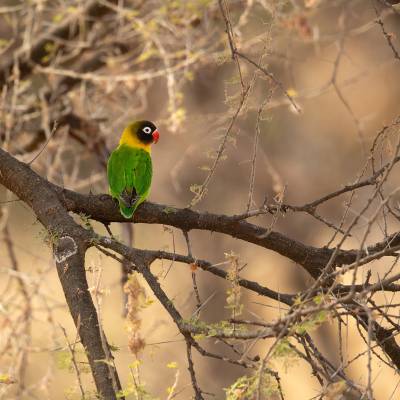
{"left": 143, "top": 126, "right": 152, "bottom": 134}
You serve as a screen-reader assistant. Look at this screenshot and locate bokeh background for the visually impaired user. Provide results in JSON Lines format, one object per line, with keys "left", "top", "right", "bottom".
{"left": 1, "top": 0, "right": 400, "bottom": 398}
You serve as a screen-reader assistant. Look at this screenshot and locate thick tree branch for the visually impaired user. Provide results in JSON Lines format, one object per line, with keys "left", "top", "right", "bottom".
{"left": 55, "top": 240, "right": 123, "bottom": 399}
{"left": 62, "top": 187, "right": 391, "bottom": 278}
{"left": 0, "top": 148, "right": 122, "bottom": 398}
{"left": 61, "top": 189, "right": 348, "bottom": 278}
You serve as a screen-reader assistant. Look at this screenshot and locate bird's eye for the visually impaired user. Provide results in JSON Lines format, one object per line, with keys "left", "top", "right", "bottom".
{"left": 143, "top": 126, "right": 152, "bottom": 134}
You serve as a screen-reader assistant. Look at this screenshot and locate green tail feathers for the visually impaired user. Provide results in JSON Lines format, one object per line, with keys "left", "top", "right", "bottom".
{"left": 118, "top": 197, "right": 144, "bottom": 219}
{"left": 119, "top": 201, "right": 135, "bottom": 219}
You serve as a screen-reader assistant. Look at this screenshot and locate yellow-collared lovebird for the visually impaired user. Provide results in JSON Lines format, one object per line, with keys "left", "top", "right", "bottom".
{"left": 107, "top": 120, "right": 160, "bottom": 219}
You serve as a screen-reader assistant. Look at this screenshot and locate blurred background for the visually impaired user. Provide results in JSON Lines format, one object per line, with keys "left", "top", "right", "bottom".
{"left": 1, "top": 0, "right": 400, "bottom": 398}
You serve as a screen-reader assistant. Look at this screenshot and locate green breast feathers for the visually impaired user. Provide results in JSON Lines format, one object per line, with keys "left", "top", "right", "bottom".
{"left": 107, "top": 144, "right": 153, "bottom": 219}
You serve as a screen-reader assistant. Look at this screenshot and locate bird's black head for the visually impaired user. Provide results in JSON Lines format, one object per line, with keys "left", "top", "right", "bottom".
{"left": 133, "top": 120, "right": 160, "bottom": 145}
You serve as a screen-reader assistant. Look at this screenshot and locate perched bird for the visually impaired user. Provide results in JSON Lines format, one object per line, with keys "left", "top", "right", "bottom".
{"left": 107, "top": 120, "right": 159, "bottom": 219}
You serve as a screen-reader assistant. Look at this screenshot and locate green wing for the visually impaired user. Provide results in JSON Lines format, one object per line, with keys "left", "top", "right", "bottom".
{"left": 107, "top": 145, "right": 152, "bottom": 218}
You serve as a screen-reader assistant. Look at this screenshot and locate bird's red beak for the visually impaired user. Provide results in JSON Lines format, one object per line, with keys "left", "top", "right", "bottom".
{"left": 152, "top": 129, "right": 160, "bottom": 144}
